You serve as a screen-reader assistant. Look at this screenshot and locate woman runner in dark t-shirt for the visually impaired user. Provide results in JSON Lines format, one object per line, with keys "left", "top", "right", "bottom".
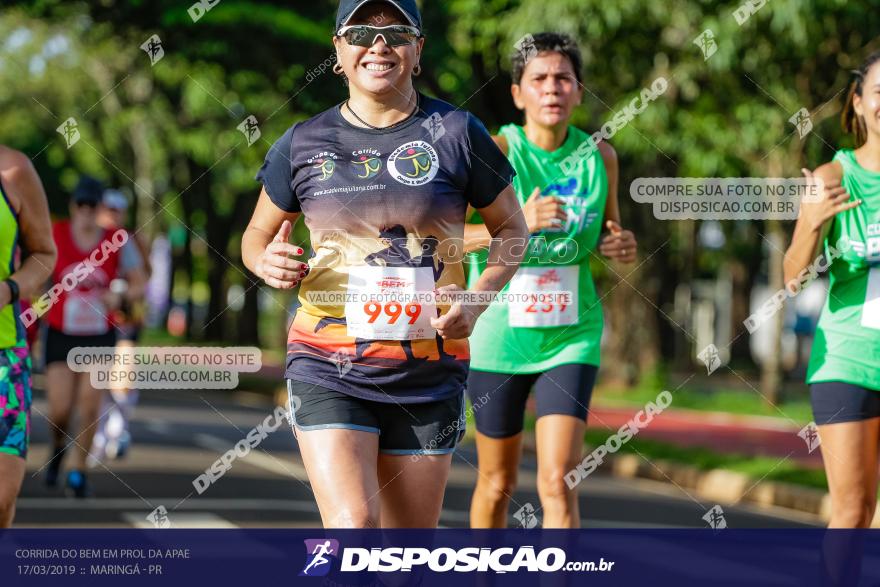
{"left": 242, "top": 0, "right": 528, "bottom": 528}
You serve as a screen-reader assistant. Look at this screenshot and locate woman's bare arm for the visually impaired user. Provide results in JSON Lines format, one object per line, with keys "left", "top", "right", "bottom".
{"left": 597, "top": 141, "right": 637, "bottom": 263}
{"left": 242, "top": 188, "right": 306, "bottom": 289}
{"left": 0, "top": 147, "right": 56, "bottom": 307}
{"left": 783, "top": 162, "right": 857, "bottom": 284}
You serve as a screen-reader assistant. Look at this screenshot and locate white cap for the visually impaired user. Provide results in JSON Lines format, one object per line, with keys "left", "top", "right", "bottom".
{"left": 102, "top": 189, "right": 129, "bottom": 211}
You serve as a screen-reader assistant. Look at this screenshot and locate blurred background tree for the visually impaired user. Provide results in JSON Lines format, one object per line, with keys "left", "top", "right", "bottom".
{"left": 2, "top": 0, "right": 878, "bottom": 399}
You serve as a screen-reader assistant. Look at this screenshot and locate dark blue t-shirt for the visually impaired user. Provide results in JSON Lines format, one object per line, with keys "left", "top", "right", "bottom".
{"left": 256, "top": 94, "right": 515, "bottom": 403}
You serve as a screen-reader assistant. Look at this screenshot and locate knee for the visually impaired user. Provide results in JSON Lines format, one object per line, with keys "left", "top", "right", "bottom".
{"left": 0, "top": 494, "right": 16, "bottom": 528}
{"left": 537, "top": 466, "right": 576, "bottom": 503}
{"left": 477, "top": 470, "right": 518, "bottom": 506}
{"left": 832, "top": 496, "right": 876, "bottom": 528}
{"left": 326, "top": 507, "right": 379, "bottom": 529}
{"left": 78, "top": 403, "right": 101, "bottom": 424}
{"left": 48, "top": 406, "right": 70, "bottom": 426}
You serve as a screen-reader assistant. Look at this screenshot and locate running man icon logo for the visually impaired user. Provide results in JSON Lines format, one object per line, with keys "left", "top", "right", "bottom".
{"left": 57, "top": 117, "right": 80, "bottom": 149}
{"left": 512, "top": 503, "right": 540, "bottom": 529}
{"left": 789, "top": 108, "right": 813, "bottom": 139}
{"left": 300, "top": 539, "right": 340, "bottom": 577}
{"left": 145, "top": 505, "right": 172, "bottom": 528}
{"left": 515, "top": 34, "right": 538, "bottom": 62}
{"left": 140, "top": 34, "right": 165, "bottom": 66}
{"left": 422, "top": 112, "right": 446, "bottom": 142}
{"left": 697, "top": 344, "right": 722, "bottom": 375}
{"left": 693, "top": 29, "right": 717, "bottom": 61}
{"left": 702, "top": 505, "right": 727, "bottom": 530}
{"left": 329, "top": 350, "right": 353, "bottom": 378}
{"left": 237, "top": 115, "right": 261, "bottom": 147}
{"left": 798, "top": 422, "right": 821, "bottom": 454}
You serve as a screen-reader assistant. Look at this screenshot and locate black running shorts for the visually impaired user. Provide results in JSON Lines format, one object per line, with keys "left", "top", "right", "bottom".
{"left": 287, "top": 379, "right": 466, "bottom": 455}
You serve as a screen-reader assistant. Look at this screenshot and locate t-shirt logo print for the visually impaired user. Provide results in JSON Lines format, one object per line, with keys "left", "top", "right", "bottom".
{"left": 388, "top": 141, "right": 439, "bottom": 186}
{"left": 307, "top": 152, "right": 341, "bottom": 182}
{"left": 351, "top": 151, "right": 383, "bottom": 179}
{"left": 313, "top": 158, "right": 336, "bottom": 181}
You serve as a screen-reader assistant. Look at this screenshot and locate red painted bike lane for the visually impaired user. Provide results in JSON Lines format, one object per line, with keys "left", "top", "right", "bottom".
{"left": 585, "top": 404, "right": 823, "bottom": 469}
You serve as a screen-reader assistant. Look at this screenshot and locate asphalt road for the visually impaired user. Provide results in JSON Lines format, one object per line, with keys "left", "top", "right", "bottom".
{"left": 14, "top": 387, "right": 822, "bottom": 529}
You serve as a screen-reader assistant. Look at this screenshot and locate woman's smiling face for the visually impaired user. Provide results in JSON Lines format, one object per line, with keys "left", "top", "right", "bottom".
{"left": 332, "top": 3, "right": 423, "bottom": 97}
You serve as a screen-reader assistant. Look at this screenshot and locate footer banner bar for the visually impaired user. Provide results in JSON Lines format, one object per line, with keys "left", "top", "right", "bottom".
{"left": 1, "top": 529, "right": 875, "bottom": 586}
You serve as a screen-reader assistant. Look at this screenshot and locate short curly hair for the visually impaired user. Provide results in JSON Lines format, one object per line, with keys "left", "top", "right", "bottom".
{"left": 511, "top": 32, "right": 583, "bottom": 85}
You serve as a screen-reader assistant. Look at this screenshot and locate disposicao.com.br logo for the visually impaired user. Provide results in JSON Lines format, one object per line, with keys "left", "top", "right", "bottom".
{"left": 299, "top": 539, "right": 614, "bottom": 575}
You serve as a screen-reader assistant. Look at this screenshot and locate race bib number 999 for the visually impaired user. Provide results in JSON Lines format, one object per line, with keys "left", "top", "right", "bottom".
{"left": 346, "top": 266, "right": 436, "bottom": 340}
{"left": 508, "top": 266, "right": 579, "bottom": 328}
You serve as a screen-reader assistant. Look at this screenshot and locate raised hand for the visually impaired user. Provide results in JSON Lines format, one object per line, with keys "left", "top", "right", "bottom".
{"left": 255, "top": 220, "right": 309, "bottom": 289}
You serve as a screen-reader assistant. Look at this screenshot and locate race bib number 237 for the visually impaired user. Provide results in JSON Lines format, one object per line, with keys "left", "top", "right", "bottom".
{"left": 508, "top": 266, "right": 579, "bottom": 328}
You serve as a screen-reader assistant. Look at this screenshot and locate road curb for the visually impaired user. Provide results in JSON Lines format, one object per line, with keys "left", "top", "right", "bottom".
{"left": 521, "top": 435, "right": 843, "bottom": 525}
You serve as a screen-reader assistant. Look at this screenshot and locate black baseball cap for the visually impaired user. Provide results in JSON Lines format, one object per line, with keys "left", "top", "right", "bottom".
{"left": 335, "top": 0, "right": 422, "bottom": 33}
{"left": 72, "top": 175, "right": 104, "bottom": 205}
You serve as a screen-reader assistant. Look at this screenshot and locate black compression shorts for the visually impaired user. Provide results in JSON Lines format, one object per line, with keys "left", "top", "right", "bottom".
{"left": 811, "top": 381, "right": 880, "bottom": 425}
{"left": 466, "top": 363, "right": 598, "bottom": 438}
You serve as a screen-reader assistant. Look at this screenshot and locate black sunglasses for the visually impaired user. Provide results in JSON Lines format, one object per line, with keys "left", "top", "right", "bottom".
{"left": 75, "top": 201, "right": 98, "bottom": 209}
{"left": 337, "top": 25, "right": 421, "bottom": 48}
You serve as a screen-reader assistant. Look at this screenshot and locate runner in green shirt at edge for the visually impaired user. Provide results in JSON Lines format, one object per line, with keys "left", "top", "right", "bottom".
{"left": 785, "top": 50, "right": 880, "bottom": 529}
{"left": 464, "top": 33, "right": 638, "bottom": 528}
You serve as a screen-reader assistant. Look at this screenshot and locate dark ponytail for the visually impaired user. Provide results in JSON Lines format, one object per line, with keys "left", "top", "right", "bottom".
{"left": 842, "top": 51, "right": 880, "bottom": 147}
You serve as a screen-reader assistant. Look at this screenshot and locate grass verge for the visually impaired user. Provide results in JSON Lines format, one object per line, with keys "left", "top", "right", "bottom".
{"left": 581, "top": 428, "right": 828, "bottom": 491}
{"left": 461, "top": 408, "right": 828, "bottom": 493}
{"left": 595, "top": 385, "right": 813, "bottom": 423}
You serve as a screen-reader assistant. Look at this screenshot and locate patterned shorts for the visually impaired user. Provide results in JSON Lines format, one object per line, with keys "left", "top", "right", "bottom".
{"left": 0, "top": 346, "right": 32, "bottom": 459}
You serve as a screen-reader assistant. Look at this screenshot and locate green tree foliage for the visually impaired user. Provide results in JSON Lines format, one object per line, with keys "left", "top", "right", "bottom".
{"left": 2, "top": 0, "right": 878, "bottom": 392}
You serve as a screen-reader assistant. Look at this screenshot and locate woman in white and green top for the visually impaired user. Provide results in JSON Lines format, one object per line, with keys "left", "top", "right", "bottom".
{"left": 785, "top": 50, "right": 880, "bottom": 528}
{"left": 464, "top": 33, "right": 638, "bottom": 528}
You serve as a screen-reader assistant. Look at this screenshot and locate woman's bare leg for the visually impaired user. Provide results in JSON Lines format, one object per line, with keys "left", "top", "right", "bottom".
{"left": 378, "top": 452, "right": 453, "bottom": 528}
{"left": 296, "top": 427, "right": 381, "bottom": 528}
{"left": 817, "top": 419, "right": 880, "bottom": 528}
{"left": 469, "top": 431, "right": 523, "bottom": 528}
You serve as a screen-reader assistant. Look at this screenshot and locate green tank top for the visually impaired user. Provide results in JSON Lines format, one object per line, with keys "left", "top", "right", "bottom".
{"left": 0, "top": 181, "right": 22, "bottom": 348}
{"left": 466, "top": 124, "right": 608, "bottom": 373}
{"left": 807, "top": 149, "right": 880, "bottom": 390}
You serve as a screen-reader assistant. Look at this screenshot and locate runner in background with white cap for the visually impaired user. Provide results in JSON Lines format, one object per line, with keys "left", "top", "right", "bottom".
{"left": 90, "top": 189, "right": 149, "bottom": 463}
{"left": 42, "top": 177, "right": 144, "bottom": 498}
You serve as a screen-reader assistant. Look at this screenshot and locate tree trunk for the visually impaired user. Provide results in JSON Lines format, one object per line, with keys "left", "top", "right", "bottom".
{"left": 236, "top": 279, "right": 261, "bottom": 346}
{"left": 675, "top": 219, "right": 696, "bottom": 371}
{"left": 178, "top": 169, "right": 197, "bottom": 340}
{"left": 232, "top": 193, "right": 261, "bottom": 346}
{"left": 760, "top": 220, "right": 785, "bottom": 404}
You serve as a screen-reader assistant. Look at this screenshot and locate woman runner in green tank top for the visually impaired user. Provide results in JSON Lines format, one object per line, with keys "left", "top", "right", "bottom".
{"left": 784, "top": 51, "right": 880, "bottom": 528}
{"left": 0, "top": 145, "right": 56, "bottom": 527}
{"left": 463, "top": 33, "right": 638, "bottom": 528}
